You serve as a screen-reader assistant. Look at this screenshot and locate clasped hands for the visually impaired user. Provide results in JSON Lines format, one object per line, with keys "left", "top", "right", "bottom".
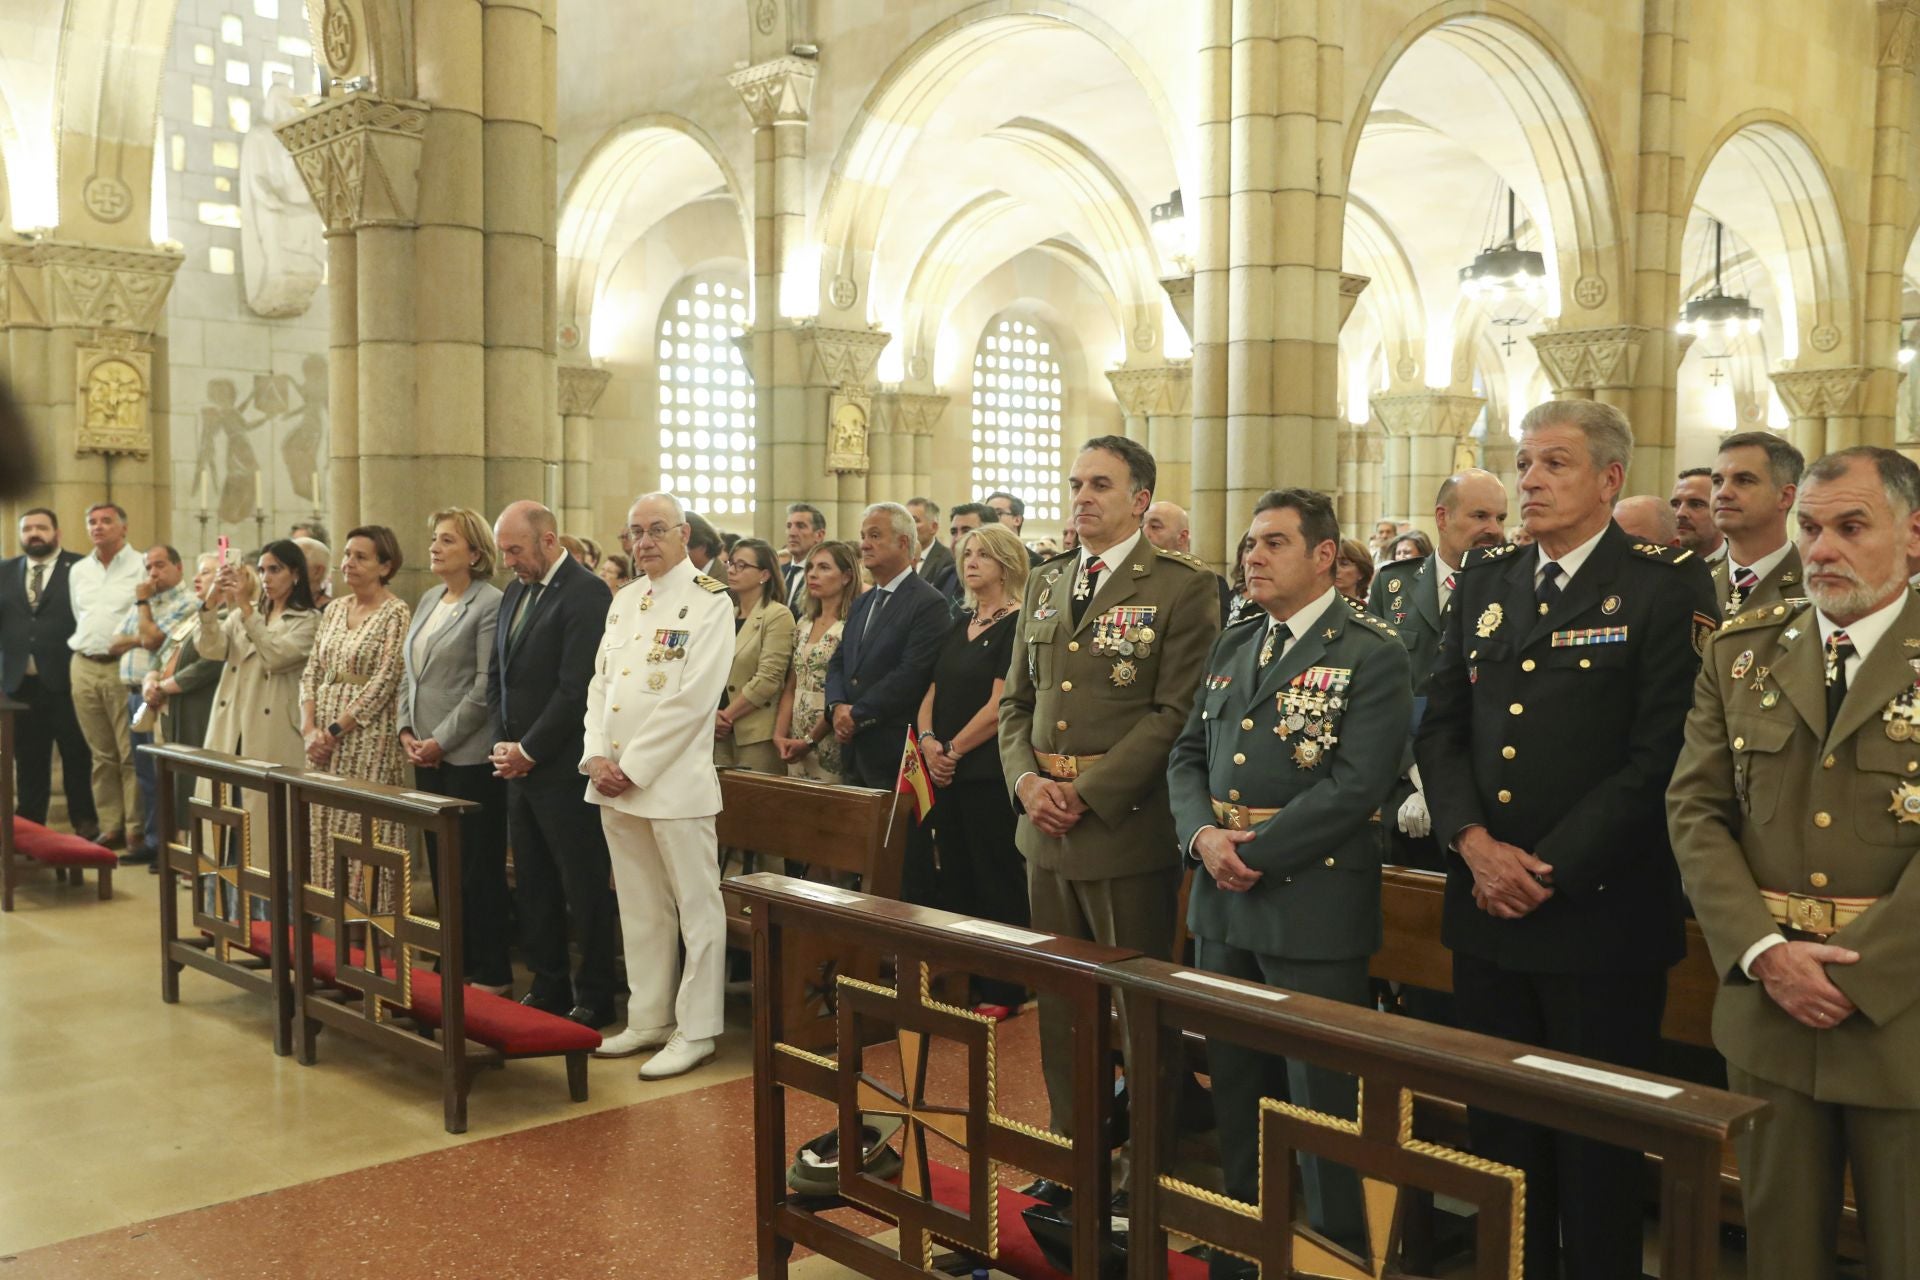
{"left": 582, "top": 754, "right": 634, "bottom": 797}
{"left": 1194, "top": 825, "right": 1262, "bottom": 893}
{"left": 399, "top": 730, "right": 443, "bottom": 767}
{"left": 489, "top": 740, "right": 534, "bottom": 779}
{"left": 921, "top": 738, "right": 959, "bottom": 788}
{"left": 1016, "top": 774, "right": 1087, "bottom": 838}
{"left": 1457, "top": 826, "right": 1555, "bottom": 919}
{"left": 1752, "top": 940, "right": 1861, "bottom": 1030}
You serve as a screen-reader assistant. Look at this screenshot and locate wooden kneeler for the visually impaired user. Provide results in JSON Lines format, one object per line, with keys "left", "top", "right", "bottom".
{"left": 1, "top": 696, "right": 118, "bottom": 910}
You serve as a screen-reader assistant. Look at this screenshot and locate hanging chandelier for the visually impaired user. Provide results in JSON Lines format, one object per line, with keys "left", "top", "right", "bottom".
{"left": 1149, "top": 189, "right": 1192, "bottom": 275}
{"left": 1458, "top": 188, "right": 1546, "bottom": 302}
{"left": 1676, "top": 220, "right": 1763, "bottom": 338}
{"left": 1900, "top": 318, "right": 1918, "bottom": 367}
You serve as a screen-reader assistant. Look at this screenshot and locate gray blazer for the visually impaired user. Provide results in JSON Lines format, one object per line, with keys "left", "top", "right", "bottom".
{"left": 398, "top": 579, "right": 503, "bottom": 767}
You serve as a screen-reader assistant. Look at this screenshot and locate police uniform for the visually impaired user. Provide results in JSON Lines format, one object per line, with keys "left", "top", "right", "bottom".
{"left": 1367, "top": 553, "right": 1454, "bottom": 871}
{"left": 1169, "top": 587, "right": 1411, "bottom": 1244}
{"left": 1413, "top": 520, "right": 1716, "bottom": 1280}
{"left": 997, "top": 532, "right": 1220, "bottom": 1146}
{"left": 1709, "top": 543, "right": 1802, "bottom": 619}
{"left": 581, "top": 557, "right": 734, "bottom": 1042}
{"left": 1670, "top": 591, "right": 1920, "bottom": 1279}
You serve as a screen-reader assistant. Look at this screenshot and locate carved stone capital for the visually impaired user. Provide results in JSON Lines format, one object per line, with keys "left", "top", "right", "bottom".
{"left": 1881, "top": 0, "right": 1920, "bottom": 69}
{"left": 728, "top": 56, "right": 817, "bottom": 127}
{"left": 557, "top": 365, "right": 613, "bottom": 417}
{"left": 792, "top": 322, "right": 891, "bottom": 389}
{"left": 1529, "top": 324, "right": 1653, "bottom": 392}
{"left": 1339, "top": 272, "right": 1370, "bottom": 330}
{"left": 1106, "top": 363, "right": 1193, "bottom": 417}
{"left": 273, "top": 93, "right": 429, "bottom": 231}
{"left": 1159, "top": 275, "right": 1193, "bottom": 343}
{"left": 0, "top": 239, "right": 184, "bottom": 334}
{"left": 1771, "top": 366, "right": 1870, "bottom": 419}
{"left": 1370, "top": 391, "right": 1485, "bottom": 439}
{"left": 887, "top": 392, "right": 950, "bottom": 438}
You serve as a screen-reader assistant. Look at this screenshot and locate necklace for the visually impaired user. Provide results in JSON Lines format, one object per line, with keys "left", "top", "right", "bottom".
{"left": 969, "top": 601, "right": 1014, "bottom": 633}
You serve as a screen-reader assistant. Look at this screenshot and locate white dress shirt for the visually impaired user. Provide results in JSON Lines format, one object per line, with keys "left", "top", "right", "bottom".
{"left": 1727, "top": 540, "right": 1793, "bottom": 590}
{"left": 67, "top": 546, "right": 144, "bottom": 657}
{"left": 1434, "top": 553, "right": 1463, "bottom": 615}
{"left": 1262, "top": 584, "right": 1341, "bottom": 660}
{"left": 1079, "top": 529, "right": 1144, "bottom": 605}
{"left": 1532, "top": 523, "right": 1609, "bottom": 593}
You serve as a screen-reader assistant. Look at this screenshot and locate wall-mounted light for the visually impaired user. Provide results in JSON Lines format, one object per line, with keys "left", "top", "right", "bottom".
{"left": 1150, "top": 189, "right": 1192, "bottom": 275}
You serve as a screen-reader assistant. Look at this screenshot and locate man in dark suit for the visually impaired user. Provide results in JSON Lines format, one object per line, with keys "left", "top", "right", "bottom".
{"left": 825, "top": 502, "right": 949, "bottom": 789}
{"left": 932, "top": 503, "right": 994, "bottom": 602}
{"left": 489, "top": 500, "right": 619, "bottom": 1028}
{"left": 1, "top": 508, "right": 98, "bottom": 837}
{"left": 907, "top": 497, "right": 953, "bottom": 586}
{"left": 780, "top": 502, "right": 827, "bottom": 614}
{"left": 1415, "top": 401, "right": 1717, "bottom": 1280}
{"left": 1170, "top": 489, "right": 1411, "bottom": 1253}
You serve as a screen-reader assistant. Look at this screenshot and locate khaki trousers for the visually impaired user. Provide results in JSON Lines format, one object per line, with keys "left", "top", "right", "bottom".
{"left": 69, "top": 653, "right": 138, "bottom": 842}
{"left": 1729, "top": 1064, "right": 1920, "bottom": 1280}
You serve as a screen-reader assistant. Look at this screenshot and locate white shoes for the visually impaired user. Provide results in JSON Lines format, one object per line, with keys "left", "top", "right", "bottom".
{"left": 638, "top": 1032, "right": 717, "bottom": 1079}
{"left": 593, "top": 1024, "right": 674, "bottom": 1059}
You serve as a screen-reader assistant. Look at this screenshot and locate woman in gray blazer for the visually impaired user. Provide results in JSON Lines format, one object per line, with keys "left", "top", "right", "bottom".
{"left": 398, "top": 508, "right": 510, "bottom": 991}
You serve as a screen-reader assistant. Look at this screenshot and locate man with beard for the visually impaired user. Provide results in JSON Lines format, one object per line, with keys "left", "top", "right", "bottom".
{"left": 1671, "top": 466, "right": 1727, "bottom": 563}
{"left": 1670, "top": 446, "right": 1920, "bottom": 1278}
{"left": 0, "top": 509, "right": 100, "bottom": 838}
{"left": 1367, "top": 469, "right": 1507, "bottom": 869}
{"left": 1708, "top": 431, "right": 1805, "bottom": 619}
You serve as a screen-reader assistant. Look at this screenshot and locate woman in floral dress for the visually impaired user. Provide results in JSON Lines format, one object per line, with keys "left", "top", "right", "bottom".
{"left": 300, "top": 525, "right": 411, "bottom": 912}
{"left": 774, "top": 541, "right": 861, "bottom": 784}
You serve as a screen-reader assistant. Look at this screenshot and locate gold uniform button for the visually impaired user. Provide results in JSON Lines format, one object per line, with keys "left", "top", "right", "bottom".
{"left": 1733, "top": 737, "right": 1745, "bottom": 751}
{"left": 1497, "top": 789, "right": 1512, "bottom": 803}
{"left": 1501, "top": 746, "right": 1516, "bottom": 760}
{"left": 621, "top": 668, "right": 630, "bottom": 676}
{"left": 1228, "top": 789, "right": 1241, "bottom": 801}
{"left": 1056, "top": 720, "right": 1068, "bottom": 731}
{"left": 1909, "top": 761, "right": 1918, "bottom": 774}
{"left": 1068, "top": 641, "right": 1080, "bottom": 652}
{"left": 612, "top": 705, "right": 620, "bottom": 712}
{"left": 1233, "top": 752, "right": 1247, "bottom": 765}
{"left": 611, "top": 741, "right": 620, "bottom": 751}
{"left": 1323, "top": 857, "right": 1336, "bottom": 867}
{"left": 1810, "top": 872, "right": 1830, "bottom": 888}
{"left": 1240, "top": 718, "right": 1255, "bottom": 731}
{"left": 1823, "top": 754, "right": 1835, "bottom": 769}
{"left": 1579, "top": 658, "right": 1591, "bottom": 669}
{"left": 1509, "top": 702, "right": 1524, "bottom": 716}
{"left": 1061, "top": 680, "right": 1073, "bottom": 692}
{"left": 1814, "top": 812, "right": 1832, "bottom": 829}
{"left": 1521, "top": 659, "right": 1536, "bottom": 672}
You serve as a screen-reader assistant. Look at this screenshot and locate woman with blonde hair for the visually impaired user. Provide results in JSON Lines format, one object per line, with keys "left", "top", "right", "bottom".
{"left": 398, "top": 507, "right": 511, "bottom": 990}
{"left": 774, "top": 540, "right": 860, "bottom": 783}
{"left": 907, "top": 522, "right": 1030, "bottom": 1017}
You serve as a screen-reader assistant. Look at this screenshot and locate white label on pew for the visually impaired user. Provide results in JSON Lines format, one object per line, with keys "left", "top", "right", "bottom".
{"left": 946, "top": 919, "right": 1052, "bottom": 946}
{"left": 1171, "top": 970, "right": 1287, "bottom": 1002}
{"left": 1513, "top": 1054, "right": 1683, "bottom": 1099}
{"left": 400, "top": 791, "right": 443, "bottom": 803}
{"left": 787, "top": 882, "right": 863, "bottom": 905}
{"left": 234, "top": 757, "right": 273, "bottom": 770}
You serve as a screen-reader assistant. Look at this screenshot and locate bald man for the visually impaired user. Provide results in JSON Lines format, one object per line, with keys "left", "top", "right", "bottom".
{"left": 1144, "top": 501, "right": 1232, "bottom": 624}
{"left": 1613, "top": 495, "right": 1679, "bottom": 547}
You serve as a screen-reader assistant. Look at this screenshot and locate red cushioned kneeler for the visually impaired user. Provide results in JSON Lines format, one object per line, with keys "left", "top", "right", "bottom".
{"left": 924, "top": 1162, "right": 1207, "bottom": 1280}
{"left": 12, "top": 818, "right": 117, "bottom": 868}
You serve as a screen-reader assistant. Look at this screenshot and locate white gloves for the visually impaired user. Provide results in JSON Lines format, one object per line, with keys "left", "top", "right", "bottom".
{"left": 1397, "top": 788, "right": 1431, "bottom": 838}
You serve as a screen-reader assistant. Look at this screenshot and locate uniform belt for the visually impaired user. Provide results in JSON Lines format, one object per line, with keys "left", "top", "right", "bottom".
{"left": 1759, "top": 889, "right": 1876, "bottom": 938}
{"left": 1034, "top": 751, "right": 1104, "bottom": 781}
{"left": 324, "top": 671, "right": 370, "bottom": 687}
{"left": 1210, "top": 797, "right": 1280, "bottom": 831}
{"left": 77, "top": 652, "right": 117, "bottom": 663}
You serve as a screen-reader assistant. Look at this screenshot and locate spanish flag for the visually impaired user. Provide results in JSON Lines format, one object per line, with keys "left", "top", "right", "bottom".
{"left": 897, "top": 729, "right": 935, "bottom": 823}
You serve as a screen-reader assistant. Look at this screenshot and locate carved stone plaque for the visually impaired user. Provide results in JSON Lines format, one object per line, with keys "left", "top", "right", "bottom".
{"left": 76, "top": 334, "right": 153, "bottom": 457}
{"left": 827, "top": 392, "right": 870, "bottom": 475}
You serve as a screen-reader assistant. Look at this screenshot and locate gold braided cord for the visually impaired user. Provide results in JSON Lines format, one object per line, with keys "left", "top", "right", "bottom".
{"left": 838, "top": 975, "right": 898, "bottom": 998}
{"left": 1158, "top": 1173, "right": 1262, "bottom": 1220}
{"left": 1401, "top": 1137, "right": 1525, "bottom": 1280}
{"left": 774, "top": 1042, "right": 838, "bottom": 1071}
{"left": 989, "top": 1114, "right": 1072, "bottom": 1149}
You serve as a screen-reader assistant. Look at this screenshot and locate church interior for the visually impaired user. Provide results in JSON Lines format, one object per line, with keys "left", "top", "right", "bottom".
{"left": 1, "top": 0, "right": 1916, "bottom": 1275}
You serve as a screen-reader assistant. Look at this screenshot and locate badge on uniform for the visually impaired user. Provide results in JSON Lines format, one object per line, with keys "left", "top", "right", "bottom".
{"left": 1882, "top": 684, "right": 1920, "bottom": 741}
{"left": 1890, "top": 781, "right": 1920, "bottom": 824}
{"left": 1550, "top": 626, "right": 1628, "bottom": 648}
{"left": 1275, "top": 666, "right": 1351, "bottom": 770}
{"left": 1691, "top": 612, "right": 1716, "bottom": 656}
{"left": 639, "top": 591, "right": 655, "bottom": 612}
{"left": 1475, "top": 603, "right": 1504, "bottom": 638}
{"left": 1206, "top": 673, "right": 1234, "bottom": 691}
{"left": 1033, "top": 606, "right": 1057, "bottom": 622}
{"left": 1731, "top": 650, "right": 1753, "bottom": 680}
{"left": 647, "top": 629, "right": 690, "bottom": 664}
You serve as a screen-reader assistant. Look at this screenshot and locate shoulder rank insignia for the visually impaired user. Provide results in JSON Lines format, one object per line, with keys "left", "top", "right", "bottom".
{"left": 1630, "top": 542, "right": 1694, "bottom": 565}
{"left": 1461, "top": 543, "right": 1516, "bottom": 568}
{"left": 1153, "top": 546, "right": 1211, "bottom": 572}
{"left": 694, "top": 573, "right": 728, "bottom": 594}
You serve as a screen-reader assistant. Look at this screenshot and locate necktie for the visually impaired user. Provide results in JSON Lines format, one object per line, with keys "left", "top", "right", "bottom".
{"left": 1259, "top": 620, "right": 1290, "bottom": 668}
{"left": 1070, "top": 557, "right": 1106, "bottom": 627}
{"left": 1443, "top": 572, "right": 1457, "bottom": 593}
{"left": 1825, "top": 629, "right": 1855, "bottom": 730}
{"left": 1728, "top": 565, "right": 1759, "bottom": 613}
{"left": 27, "top": 561, "right": 45, "bottom": 610}
{"left": 508, "top": 582, "right": 544, "bottom": 651}
{"left": 1536, "top": 560, "right": 1563, "bottom": 614}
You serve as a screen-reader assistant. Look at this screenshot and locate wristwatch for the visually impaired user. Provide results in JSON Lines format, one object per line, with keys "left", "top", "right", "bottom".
{"left": 325, "top": 721, "right": 344, "bottom": 739}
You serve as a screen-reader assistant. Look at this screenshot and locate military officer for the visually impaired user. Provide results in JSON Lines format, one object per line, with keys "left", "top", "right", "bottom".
{"left": 1366, "top": 469, "right": 1508, "bottom": 868}
{"left": 1709, "top": 429, "right": 1805, "bottom": 619}
{"left": 998, "top": 434, "right": 1220, "bottom": 1204}
{"left": 1414, "top": 400, "right": 1717, "bottom": 1280}
{"left": 581, "top": 492, "right": 735, "bottom": 1080}
{"left": 1170, "top": 489, "right": 1411, "bottom": 1255}
{"left": 1670, "top": 446, "right": 1920, "bottom": 1280}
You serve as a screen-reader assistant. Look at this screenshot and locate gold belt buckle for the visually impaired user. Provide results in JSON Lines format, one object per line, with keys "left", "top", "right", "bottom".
{"left": 1049, "top": 754, "right": 1078, "bottom": 780}
{"left": 1787, "top": 893, "right": 1837, "bottom": 936}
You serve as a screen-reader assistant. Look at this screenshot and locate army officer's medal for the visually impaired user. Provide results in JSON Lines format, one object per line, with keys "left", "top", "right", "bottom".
{"left": 1731, "top": 650, "right": 1753, "bottom": 681}
{"left": 648, "top": 672, "right": 667, "bottom": 691}
{"left": 1109, "top": 657, "right": 1138, "bottom": 687}
{"left": 1891, "top": 782, "right": 1920, "bottom": 824}
{"left": 640, "top": 591, "right": 655, "bottom": 612}
{"left": 1475, "top": 602, "right": 1504, "bottom": 638}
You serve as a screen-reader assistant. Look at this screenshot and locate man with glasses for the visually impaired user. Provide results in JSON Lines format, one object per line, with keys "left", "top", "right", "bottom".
{"left": 582, "top": 493, "right": 735, "bottom": 1079}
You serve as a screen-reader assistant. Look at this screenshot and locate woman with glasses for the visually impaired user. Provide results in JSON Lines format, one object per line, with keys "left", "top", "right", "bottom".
{"left": 715, "top": 538, "right": 795, "bottom": 774}
{"left": 774, "top": 541, "right": 859, "bottom": 784}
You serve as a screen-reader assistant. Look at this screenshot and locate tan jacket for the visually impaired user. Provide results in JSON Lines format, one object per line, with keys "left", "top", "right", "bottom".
{"left": 998, "top": 546, "right": 1220, "bottom": 879}
{"left": 1709, "top": 544, "right": 1802, "bottom": 619}
{"left": 1669, "top": 592, "right": 1920, "bottom": 1107}
{"left": 196, "top": 604, "right": 319, "bottom": 769}
{"left": 726, "top": 596, "right": 796, "bottom": 746}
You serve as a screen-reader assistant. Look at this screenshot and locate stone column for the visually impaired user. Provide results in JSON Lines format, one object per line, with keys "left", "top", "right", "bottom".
{"left": 557, "top": 364, "right": 611, "bottom": 534}
{"left": 1188, "top": 0, "right": 1231, "bottom": 567}
{"left": 1773, "top": 367, "right": 1871, "bottom": 459}
{"left": 1107, "top": 364, "right": 1194, "bottom": 508}
{"left": 889, "top": 393, "right": 949, "bottom": 498}
{"left": 1627, "top": 0, "right": 1689, "bottom": 483}
{"left": 791, "top": 323, "right": 891, "bottom": 535}
{"left": 1530, "top": 324, "right": 1666, "bottom": 490}
{"left": 731, "top": 57, "right": 817, "bottom": 541}
{"left": 1372, "top": 391, "right": 1485, "bottom": 538}
{"left": 1862, "top": 1, "right": 1920, "bottom": 442}
{"left": 1480, "top": 433, "right": 1518, "bottom": 498}
{"left": 0, "top": 241, "right": 182, "bottom": 534}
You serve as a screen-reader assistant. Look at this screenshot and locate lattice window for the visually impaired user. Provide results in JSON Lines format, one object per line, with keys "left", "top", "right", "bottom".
{"left": 970, "top": 317, "right": 1064, "bottom": 524}
{"left": 656, "top": 278, "right": 755, "bottom": 518}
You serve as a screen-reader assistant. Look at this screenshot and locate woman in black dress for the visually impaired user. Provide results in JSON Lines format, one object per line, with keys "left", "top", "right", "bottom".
{"left": 907, "top": 522, "right": 1030, "bottom": 1017}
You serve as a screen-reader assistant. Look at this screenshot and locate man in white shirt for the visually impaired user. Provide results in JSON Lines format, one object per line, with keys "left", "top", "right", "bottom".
{"left": 66, "top": 503, "right": 146, "bottom": 851}
{"left": 1708, "top": 430, "right": 1806, "bottom": 618}
{"left": 1671, "top": 446, "right": 1920, "bottom": 1279}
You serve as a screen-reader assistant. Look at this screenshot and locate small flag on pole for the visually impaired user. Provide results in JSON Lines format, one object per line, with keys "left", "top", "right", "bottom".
{"left": 897, "top": 729, "right": 934, "bottom": 823}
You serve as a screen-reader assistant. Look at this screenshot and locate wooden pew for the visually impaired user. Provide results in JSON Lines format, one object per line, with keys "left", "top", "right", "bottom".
{"left": 2, "top": 695, "right": 117, "bottom": 909}
{"left": 716, "top": 769, "right": 907, "bottom": 1051}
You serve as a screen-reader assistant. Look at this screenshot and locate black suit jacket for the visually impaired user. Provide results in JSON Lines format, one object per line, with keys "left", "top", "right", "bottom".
{"left": 489, "top": 555, "right": 612, "bottom": 784}
{"left": 824, "top": 572, "right": 949, "bottom": 781}
{"left": 916, "top": 539, "right": 954, "bottom": 585}
{"left": 0, "top": 550, "right": 82, "bottom": 695}
{"left": 1414, "top": 522, "right": 1716, "bottom": 974}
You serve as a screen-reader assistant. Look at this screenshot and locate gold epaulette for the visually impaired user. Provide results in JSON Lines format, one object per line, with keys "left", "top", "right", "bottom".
{"left": 1629, "top": 541, "right": 1694, "bottom": 565}
{"left": 1153, "top": 546, "right": 1212, "bottom": 572}
{"left": 1718, "top": 600, "right": 1805, "bottom": 635}
{"left": 694, "top": 573, "right": 728, "bottom": 594}
{"left": 1460, "top": 543, "right": 1516, "bottom": 569}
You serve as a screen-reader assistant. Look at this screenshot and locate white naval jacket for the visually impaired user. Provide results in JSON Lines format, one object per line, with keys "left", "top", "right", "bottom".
{"left": 579, "top": 556, "right": 735, "bottom": 819}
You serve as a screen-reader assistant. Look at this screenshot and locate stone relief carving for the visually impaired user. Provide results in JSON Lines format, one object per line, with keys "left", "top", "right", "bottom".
{"left": 82, "top": 175, "right": 133, "bottom": 224}
{"left": 195, "top": 377, "right": 274, "bottom": 522}
{"left": 274, "top": 94, "right": 429, "bottom": 232}
{"left": 241, "top": 84, "right": 327, "bottom": 318}
{"left": 827, "top": 393, "right": 870, "bottom": 474}
{"left": 76, "top": 334, "right": 152, "bottom": 456}
{"left": 280, "top": 356, "right": 329, "bottom": 503}
{"left": 323, "top": 0, "right": 356, "bottom": 73}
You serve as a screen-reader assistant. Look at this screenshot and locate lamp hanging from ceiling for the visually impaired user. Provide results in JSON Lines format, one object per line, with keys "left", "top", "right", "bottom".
{"left": 1150, "top": 189, "right": 1191, "bottom": 276}
{"left": 1458, "top": 186, "right": 1547, "bottom": 304}
{"left": 1676, "top": 219, "right": 1763, "bottom": 339}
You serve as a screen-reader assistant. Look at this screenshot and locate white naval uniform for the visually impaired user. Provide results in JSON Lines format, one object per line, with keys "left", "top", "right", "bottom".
{"left": 580, "top": 556, "right": 735, "bottom": 1040}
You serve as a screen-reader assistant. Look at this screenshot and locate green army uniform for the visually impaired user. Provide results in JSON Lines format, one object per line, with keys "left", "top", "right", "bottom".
{"left": 1365, "top": 553, "right": 1447, "bottom": 694}
{"left": 1709, "top": 545, "right": 1803, "bottom": 620}
{"left": 1168, "top": 589, "right": 1412, "bottom": 1245}
{"left": 1670, "top": 592, "right": 1920, "bottom": 1279}
{"left": 998, "top": 540, "right": 1221, "bottom": 1147}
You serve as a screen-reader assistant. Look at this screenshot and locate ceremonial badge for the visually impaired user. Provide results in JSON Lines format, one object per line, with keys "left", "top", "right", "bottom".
{"left": 1761, "top": 691, "right": 1779, "bottom": 708}
{"left": 1091, "top": 605, "right": 1158, "bottom": 660}
{"left": 648, "top": 672, "right": 667, "bottom": 691}
{"left": 1110, "top": 657, "right": 1138, "bottom": 688}
{"left": 647, "top": 629, "right": 690, "bottom": 664}
{"left": 679, "top": 606, "right": 688, "bottom": 619}
{"left": 1033, "top": 606, "right": 1058, "bottom": 622}
{"left": 1890, "top": 782, "right": 1920, "bottom": 824}
{"left": 1475, "top": 603, "right": 1505, "bottom": 638}
{"left": 1691, "top": 611, "right": 1716, "bottom": 656}
{"left": 1387, "top": 578, "right": 1402, "bottom": 593}
{"left": 609, "top": 612, "right": 619, "bottom": 626}
{"left": 1550, "top": 626, "right": 1628, "bottom": 648}
{"left": 1882, "top": 684, "right": 1920, "bottom": 741}
{"left": 1206, "top": 673, "right": 1233, "bottom": 691}
{"left": 1748, "top": 665, "right": 1770, "bottom": 692}
{"left": 640, "top": 592, "right": 655, "bottom": 612}
{"left": 1731, "top": 650, "right": 1753, "bottom": 680}
{"left": 1602, "top": 595, "right": 1621, "bottom": 616}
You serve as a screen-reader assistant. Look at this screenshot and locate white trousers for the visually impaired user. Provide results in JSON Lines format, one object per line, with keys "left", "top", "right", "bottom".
{"left": 599, "top": 808, "right": 725, "bottom": 1041}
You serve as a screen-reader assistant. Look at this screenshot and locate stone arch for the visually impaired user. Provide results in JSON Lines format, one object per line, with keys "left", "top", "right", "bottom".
{"left": 557, "top": 116, "right": 748, "bottom": 355}
{"left": 812, "top": 0, "right": 1183, "bottom": 324}
{"left": 53, "top": 0, "right": 182, "bottom": 241}
{"left": 1342, "top": 3, "right": 1627, "bottom": 324}
{"left": 1342, "top": 197, "right": 1427, "bottom": 388}
{"left": 1681, "top": 112, "right": 1857, "bottom": 365}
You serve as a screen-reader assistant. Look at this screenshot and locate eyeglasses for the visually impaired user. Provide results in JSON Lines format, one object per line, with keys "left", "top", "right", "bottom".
{"left": 627, "top": 523, "right": 680, "bottom": 544}
{"left": 726, "top": 558, "right": 764, "bottom": 573}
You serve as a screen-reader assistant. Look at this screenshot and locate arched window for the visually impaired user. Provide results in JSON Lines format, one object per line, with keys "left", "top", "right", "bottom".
{"left": 971, "top": 316, "right": 1064, "bottom": 525}
{"left": 657, "top": 277, "right": 754, "bottom": 518}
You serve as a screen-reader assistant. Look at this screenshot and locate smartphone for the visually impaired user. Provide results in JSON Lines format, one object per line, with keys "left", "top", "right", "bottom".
{"left": 217, "top": 535, "right": 229, "bottom": 569}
